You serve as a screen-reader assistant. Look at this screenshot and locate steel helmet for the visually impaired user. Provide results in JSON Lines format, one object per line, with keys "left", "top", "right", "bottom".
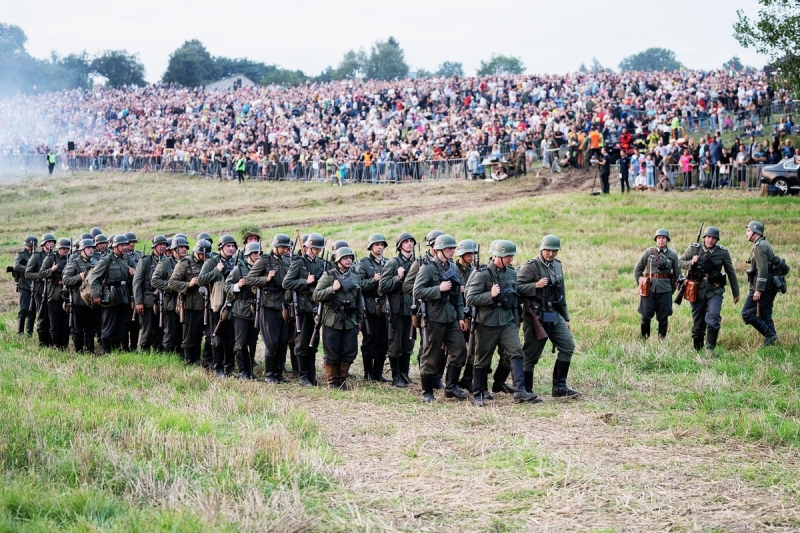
{"left": 90, "top": 227, "right": 103, "bottom": 238}
{"left": 217, "top": 234, "right": 237, "bottom": 250}
{"left": 80, "top": 233, "right": 93, "bottom": 241}
{"left": 425, "top": 229, "right": 445, "bottom": 247}
{"left": 194, "top": 239, "right": 212, "bottom": 254}
{"left": 197, "top": 231, "right": 212, "bottom": 244}
{"left": 395, "top": 232, "right": 416, "bottom": 251}
{"left": 305, "top": 233, "right": 325, "bottom": 249}
{"left": 333, "top": 246, "right": 355, "bottom": 262}
{"left": 108, "top": 235, "right": 116, "bottom": 245}
{"left": 152, "top": 235, "right": 169, "bottom": 246}
{"left": 433, "top": 234, "right": 457, "bottom": 250}
{"left": 41, "top": 233, "right": 56, "bottom": 244}
{"left": 488, "top": 240, "right": 498, "bottom": 257}
{"left": 24, "top": 235, "right": 38, "bottom": 246}
{"left": 56, "top": 238, "right": 71, "bottom": 250}
{"left": 174, "top": 233, "right": 187, "bottom": 240}
{"left": 493, "top": 240, "right": 518, "bottom": 257}
{"left": 455, "top": 239, "right": 477, "bottom": 257}
{"left": 271, "top": 234, "right": 292, "bottom": 248}
{"left": 539, "top": 235, "right": 561, "bottom": 251}
{"left": 112, "top": 235, "right": 129, "bottom": 248}
{"left": 79, "top": 238, "right": 95, "bottom": 251}
{"left": 244, "top": 241, "right": 262, "bottom": 255}
{"left": 300, "top": 234, "right": 309, "bottom": 246}
{"left": 746, "top": 221, "right": 764, "bottom": 235}
{"left": 170, "top": 236, "right": 189, "bottom": 250}
{"left": 653, "top": 228, "right": 671, "bottom": 241}
{"left": 331, "top": 240, "right": 349, "bottom": 251}
{"left": 367, "top": 233, "right": 388, "bottom": 250}
{"left": 241, "top": 226, "right": 261, "bottom": 242}
{"left": 703, "top": 226, "right": 720, "bottom": 239}
{"left": 124, "top": 232, "right": 138, "bottom": 243}
{"left": 94, "top": 234, "right": 108, "bottom": 245}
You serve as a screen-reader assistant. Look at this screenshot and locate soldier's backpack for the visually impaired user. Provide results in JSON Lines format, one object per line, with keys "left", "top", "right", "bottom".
{"left": 80, "top": 267, "right": 95, "bottom": 308}
{"left": 771, "top": 256, "right": 790, "bottom": 295}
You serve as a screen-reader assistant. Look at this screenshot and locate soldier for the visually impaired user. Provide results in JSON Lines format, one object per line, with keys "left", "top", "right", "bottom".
{"left": 94, "top": 234, "right": 109, "bottom": 259}
{"left": 466, "top": 240, "right": 540, "bottom": 406}
{"left": 133, "top": 235, "right": 169, "bottom": 352}
{"left": 678, "top": 227, "right": 740, "bottom": 353}
{"left": 454, "top": 239, "right": 477, "bottom": 391}
{"left": 123, "top": 232, "right": 144, "bottom": 351}
{"left": 168, "top": 239, "right": 209, "bottom": 365}
{"left": 634, "top": 229, "right": 681, "bottom": 339}
{"left": 247, "top": 233, "right": 292, "bottom": 383}
{"left": 283, "top": 233, "right": 329, "bottom": 387}
{"left": 741, "top": 221, "right": 779, "bottom": 346}
{"left": 517, "top": 235, "right": 580, "bottom": 398}
{"left": 151, "top": 237, "right": 188, "bottom": 354}
{"left": 287, "top": 232, "right": 308, "bottom": 376}
{"left": 25, "top": 233, "right": 56, "bottom": 347}
{"left": 313, "top": 246, "right": 363, "bottom": 389}
{"left": 198, "top": 234, "right": 238, "bottom": 376}
{"left": 413, "top": 234, "right": 469, "bottom": 403}
{"left": 12, "top": 235, "right": 37, "bottom": 336}
{"left": 40, "top": 238, "right": 72, "bottom": 349}
{"left": 236, "top": 227, "right": 261, "bottom": 264}
{"left": 63, "top": 238, "right": 99, "bottom": 353}
{"left": 90, "top": 227, "right": 103, "bottom": 240}
{"left": 89, "top": 235, "right": 135, "bottom": 353}
{"left": 379, "top": 232, "right": 416, "bottom": 388}
{"left": 225, "top": 241, "right": 261, "bottom": 379}
{"left": 357, "top": 233, "right": 391, "bottom": 382}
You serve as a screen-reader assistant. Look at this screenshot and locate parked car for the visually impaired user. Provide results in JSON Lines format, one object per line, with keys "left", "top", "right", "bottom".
{"left": 761, "top": 158, "right": 800, "bottom": 195}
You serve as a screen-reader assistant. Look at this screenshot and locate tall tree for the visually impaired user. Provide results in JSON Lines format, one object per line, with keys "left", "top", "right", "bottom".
{"left": 436, "top": 61, "right": 464, "bottom": 78}
{"left": 0, "top": 23, "right": 27, "bottom": 55}
{"left": 619, "top": 48, "right": 682, "bottom": 71}
{"left": 91, "top": 50, "right": 146, "bottom": 87}
{"left": 735, "top": 1, "right": 800, "bottom": 88}
{"left": 364, "top": 37, "right": 409, "bottom": 81}
{"left": 213, "top": 57, "right": 274, "bottom": 84}
{"left": 332, "top": 49, "right": 366, "bottom": 80}
{"left": 162, "top": 39, "right": 215, "bottom": 87}
{"left": 723, "top": 56, "right": 745, "bottom": 72}
{"left": 590, "top": 57, "right": 605, "bottom": 74}
{"left": 476, "top": 54, "right": 525, "bottom": 76}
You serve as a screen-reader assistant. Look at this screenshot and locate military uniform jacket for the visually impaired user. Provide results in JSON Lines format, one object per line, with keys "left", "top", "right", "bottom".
{"left": 283, "top": 254, "right": 330, "bottom": 313}
{"left": 199, "top": 253, "right": 238, "bottom": 312}
{"left": 24, "top": 250, "right": 51, "bottom": 295}
{"left": 246, "top": 252, "right": 290, "bottom": 311}
{"left": 402, "top": 251, "right": 431, "bottom": 296}
{"left": 63, "top": 254, "right": 96, "bottom": 306}
{"left": 41, "top": 252, "right": 70, "bottom": 301}
{"left": 517, "top": 256, "right": 570, "bottom": 322}
{"left": 168, "top": 256, "right": 205, "bottom": 311}
{"left": 225, "top": 261, "right": 257, "bottom": 320}
{"left": 634, "top": 246, "right": 681, "bottom": 294}
{"left": 12, "top": 248, "right": 31, "bottom": 286}
{"left": 151, "top": 256, "right": 178, "bottom": 311}
{"left": 414, "top": 256, "right": 465, "bottom": 324}
{"left": 748, "top": 237, "right": 775, "bottom": 291}
{"left": 357, "top": 254, "right": 385, "bottom": 315}
{"left": 678, "top": 244, "right": 740, "bottom": 300}
{"left": 89, "top": 251, "right": 132, "bottom": 304}
{"left": 379, "top": 252, "right": 414, "bottom": 315}
{"left": 465, "top": 262, "right": 518, "bottom": 327}
{"left": 313, "top": 265, "right": 363, "bottom": 330}
{"left": 133, "top": 253, "right": 163, "bottom": 308}
{"left": 125, "top": 250, "right": 144, "bottom": 270}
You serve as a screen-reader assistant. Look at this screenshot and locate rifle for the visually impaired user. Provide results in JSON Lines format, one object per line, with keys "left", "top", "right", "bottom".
{"left": 212, "top": 302, "right": 231, "bottom": 345}
{"left": 384, "top": 294, "right": 395, "bottom": 340}
{"left": 154, "top": 289, "right": 163, "bottom": 328}
{"left": 674, "top": 221, "right": 704, "bottom": 305}
{"left": 419, "top": 299, "right": 430, "bottom": 349}
{"left": 292, "top": 291, "right": 302, "bottom": 333}
{"left": 28, "top": 281, "right": 35, "bottom": 311}
{"left": 68, "top": 290, "right": 74, "bottom": 329}
{"left": 475, "top": 243, "right": 481, "bottom": 269}
{"left": 524, "top": 299, "right": 549, "bottom": 341}
{"left": 253, "top": 288, "right": 261, "bottom": 328}
{"left": 292, "top": 229, "right": 300, "bottom": 256}
{"left": 199, "top": 286, "right": 209, "bottom": 326}
{"left": 359, "top": 292, "right": 371, "bottom": 335}
{"left": 309, "top": 301, "right": 323, "bottom": 347}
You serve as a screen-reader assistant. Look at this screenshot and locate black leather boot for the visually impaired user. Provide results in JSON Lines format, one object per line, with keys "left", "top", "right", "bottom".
{"left": 552, "top": 360, "right": 580, "bottom": 397}
{"left": 390, "top": 357, "right": 406, "bottom": 388}
{"left": 510, "top": 359, "right": 540, "bottom": 403}
{"left": 372, "top": 355, "right": 391, "bottom": 383}
{"left": 362, "top": 353, "right": 373, "bottom": 380}
{"left": 444, "top": 366, "right": 467, "bottom": 400}
{"left": 657, "top": 320, "right": 668, "bottom": 339}
{"left": 400, "top": 354, "right": 414, "bottom": 385}
{"left": 472, "top": 367, "right": 486, "bottom": 407}
{"left": 524, "top": 370, "right": 534, "bottom": 394}
{"left": 492, "top": 364, "right": 513, "bottom": 394}
{"left": 459, "top": 360, "right": 474, "bottom": 391}
{"left": 641, "top": 320, "right": 650, "bottom": 339}
{"left": 692, "top": 335, "right": 704, "bottom": 351}
{"left": 432, "top": 370, "right": 444, "bottom": 390}
{"left": 420, "top": 374, "right": 436, "bottom": 403}
{"left": 17, "top": 317, "right": 24, "bottom": 335}
{"left": 264, "top": 356, "right": 278, "bottom": 383}
{"left": 705, "top": 328, "right": 719, "bottom": 354}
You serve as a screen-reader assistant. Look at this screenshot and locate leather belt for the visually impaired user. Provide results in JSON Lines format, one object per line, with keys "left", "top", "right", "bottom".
{"left": 645, "top": 273, "right": 670, "bottom": 279}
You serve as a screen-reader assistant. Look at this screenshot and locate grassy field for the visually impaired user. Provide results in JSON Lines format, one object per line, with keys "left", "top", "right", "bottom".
{"left": 0, "top": 170, "right": 798, "bottom": 532}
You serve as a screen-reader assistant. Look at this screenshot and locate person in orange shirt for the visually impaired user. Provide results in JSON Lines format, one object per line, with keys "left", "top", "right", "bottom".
{"left": 588, "top": 128, "right": 602, "bottom": 160}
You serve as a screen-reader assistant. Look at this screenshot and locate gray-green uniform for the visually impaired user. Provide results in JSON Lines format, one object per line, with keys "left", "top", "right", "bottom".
{"left": 168, "top": 253, "right": 206, "bottom": 364}
{"left": 133, "top": 251, "right": 165, "bottom": 351}
{"left": 741, "top": 221, "right": 778, "bottom": 344}
{"left": 40, "top": 245, "right": 71, "bottom": 349}
{"left": 63, "top": 250, "right": 98, "bottom": 353}
{"left": 198, "top": 251, "right": 238, "bottom": 373}
{"left": 455, "top": 256, "right": 475, "bottom": 389}
{"left": 25, "top": 240, "right": 55, "bottom": 347}
{"left": 89, "top": 246, "right": 132, "bottom": 353}
{"left": 13, "top": 243, "right": 34, "bottom": 335}
{"left": 634, "top": 230, "right": 681, "bottom": 339}
{"left": 357, "top": 250, "right": 389, "bottom": 381}
{"left": 124, "top": 249, "right": 144, "bottom": 350}
{"left": 225, "top": 257, "right": 259, "bottom": 379}
{"left": 151, "top": 253, "right": 180, "bottom": 352}
{"left": 379, "top": 243, "right": 416, "bottom": 387}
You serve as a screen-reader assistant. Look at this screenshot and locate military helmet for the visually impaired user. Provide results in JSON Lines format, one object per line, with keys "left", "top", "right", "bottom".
{"left": 539, "top": 235, "right": 561, "bottom": 251}
{"left": 80, "top": 232, "right": 93, "bottom": 241}
{"left": 653, "top": 228, "right": 671, "bottom": 241}
{"left": 56, "top": 238, "right": 71, "bottom": 250}
{"left": 433, "top": 234, "right": 457, "bottom": 250}
{"left": 152, "top": 235, "right": 169, "bottom": 246}
{"left": 79, "top": 238, "right": 95, "bottom": 251}
{"left": 41, "top": 233, "right": 56, "bottom": 244}
{"left": 455, "top": 239, "right": 478, "bottom": 257}
{"left": 395, "top": 232, "right": 416, "bottom": 251}
{"left": 244, "top": 241, "right": 262, "bottom": 255}
{"left": 331, "top": 240, "right": 349, "bottom": 251}
{"left": 305, "top": 233, "right": 325, "bottom": 249}
{"left": 747, "top": 220, "right": 764, "bottom": 235}
{"left": 112, "top": 235, "right": 129, "bottom": 248}
{"left": 170, "top": 236, "right": 189, "bottom": 250}
{"left": 241, "top": 227, "right": 261, "bottom": 242}
{"left": 197, "top": 232, "right": 212, "bottom": 244}
{"left": 300, "top": 234, "right": 309, "bottom": 247}
{"left": 124, "top": 232, "right": 138, "bottom": 243}
{"left": 703, "top": 226, "right": 720, "bottom": 239}
{"left": 108, "top": 234, "right": 117, "bottom": 245}
{"left": 90, "top": 227, "right": 102, "bottom": 238}
{"left": 366, "top": 233, "right": 388, "bottom": 250}
{"left": 493, "top": 240, "right": 518, "bottom": 257}
{"left": 271, "top": 233, "right": 291, "bottom": 248}
{"left": 194, "top": 239, "right": 212, "bottom": 255}
{"left": 488, "top": 240, "right": 499, "bottom": 257}
{"left": 174, "top": 233, "right": 187, "bottom": 241}
{"left": 426, "top": 230, "right": 445, "bottom": 247}
{"left": 24, "top": 235, "right": 38, "bottom": 246}
{"left": 333, "top": 246, "right": 355, "bottom": 263}
{"left": 217, "top": 234, "right": 237, "bottom": 250}
{"left": 94, "top": 234, "right": 108, "bottom": 245}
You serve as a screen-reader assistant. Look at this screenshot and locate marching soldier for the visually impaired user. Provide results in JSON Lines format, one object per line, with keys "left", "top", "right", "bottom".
{"left": 225, "top": 241, "right": 261, "bottom": 379}
{"left": 133, "top": 235, "right": 169, "bottom": 352}
{"left": 89, "top": 235, "right": 135, "bottom": 353}
{"left": 25, "top": 233, "right": 56, "bottom": 347}
{"left": 198, "top": 234, "right": 238, "bottom": 376}
{"left": 678, "top": 227, "right": 740, "bottom": 353}
{"left": 357, "top": 233, "right": 391, "bottom": 382}
{"left": 634, "top": 229, "right": 681, "bottom": 339}
{"left": 151, "top": 237, "right": 188, "bottom": 354}
{"left": 63, "top": 238, "right": 99, "bottom": 353}
{"left": 168, "top": 239, "right": 210, "bottom": 365}
{"left": 13, "top": 235, "right": 37, "bottom": 336}
{"left": 283, "top": 233, "right": 329, "bottom": 387}
{"left": 286, "top": 233, "right": 308, "bottom": 377}
{"left": 454, "top": 239, "right": 477, "bottom": 391}
{"left": 379, "top": 232, "right": 417, "bottom": 388}
{"left": 247, "top": 234, "right": 292, "bottom": 383}
{"left": 517, "top": 235, "right": 579, "bottom": 398}
{"left": 413, "top": 234, "right": 469, "bottom": 403}
{"left": 40, "top": 238, "right": 72, "bottom": 349}
{"left": 313, "top": 246, "right": 363, "bottom": 389}
{"left": 123, "top": 232, "right": 143, "bottom": 351}
{"left": 90, "top": 227, "right": 103, "bottom": 240}
{"left": 236, "top": 227, "right": 261, "bottom": 264}
{"left": 741, "top": 221, "right": 780, "bottom": 346}
{"left": 94, "top": 234, "right": 109, "bottom": 259}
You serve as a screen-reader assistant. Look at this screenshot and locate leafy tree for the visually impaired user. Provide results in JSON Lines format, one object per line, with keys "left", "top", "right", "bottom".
{"left": 314, "top": 66, "right": 334, "bottom": 83}
{"left": 332, "top": 49, "right": 366, "bottom": 80}
{"left": 415, "top": 68, "right": 433, "bottom": 78}
{"left": 213, "top": 57, "right": 274, "bottom": 84}
{"left": 735, "top": 1, "right": 800, "bottom": 88}
{"left": 363, "top": 37, "right": 409, "bottom": 80}
{"left": 578, "top": 62, "right": 588, "bottom": 73}
{"left": 723, "top": 56, "right": 744, "bottom": 72}
{"left": 618, "top": 48, "right": 682, "bottom": 71}
{"left": 436, "top": 61, "right": 463, "bottom": 78}
{"left": 476, "top": 54, "right": 525, "bottom": 76}
{"left": 0, "top": 23, "right": 27, "bottom": 55}
{"left": 260, "top": 68, "right": 308, "bottom": 86}
{"left": 590, "top": 57, "right": 604, "bottom": 74}
{"left": 162, "top": 39, "right": 215, "bottom": 87}
{"left": 91, "top": 50, "right": 146, "bottom": 87}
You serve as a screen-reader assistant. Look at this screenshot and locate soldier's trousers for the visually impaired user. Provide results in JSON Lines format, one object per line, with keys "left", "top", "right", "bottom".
{"left": 162, "top": 309, "right": 181, "bottom": 353}
{"left": 233, "top": 316, "right": 258, "bottom": 375}
{"left": 523, "top": 313, "right": 574, "bottom": 369}
{"left": 294, "top": 312, "right": 319, "bottom": 383}
{"left": 638, "top": 291, "right": 673, "bottom": 322}
{"left": 322, "top": 326, "right": 358, "bottom": 366}
{"left": 72, "top": 305, "right": 100, "bottom": 353}
{"left": 202, "top": 314, "right": 213, "bottom": 369}
{"left": 181, "top": 309, "right": 204, "bottom": 364}
{"left": 420, "top": 320, "right": 467, "bottom": 375}
{"left": 17, "top": 289, "right": 35, "bottom": 334}
{"left": 386, "top": 314, "right": 414, "bottom": 360}
{"left": 126, "top": 307, "right": 140, "bottom": 351}
{"left": 35, "top": 294, "right": 52, "bottom": 346}
{"left": 259, "top": 307, "right": 288, "bottom": 373}
{"left": 48, "top": 299, "right": 70, "bottom": 349}
{"left": 210, "top": 310, "right": 235, "bottom": 374}
{"left": 474, "top": 322, "right": 524, "bottom": 370}
{"left": 100, "top": 304, "right": 128, "bottom": 353}
{"left": 690, "top": 293, "right": 724, "bottom": 337}
{"left": 138, "top": 305, "right": 163, "bottom": 351}
{"left": 361, "top": 312, "right": 388, "bottom": 375}
{"left": 741, "top": 288, "right": 777, "bottom": 338}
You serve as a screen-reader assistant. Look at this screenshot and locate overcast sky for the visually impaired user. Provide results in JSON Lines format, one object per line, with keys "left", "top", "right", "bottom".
{"left": 6, "top": 0, "right": 767, "bottom": 83}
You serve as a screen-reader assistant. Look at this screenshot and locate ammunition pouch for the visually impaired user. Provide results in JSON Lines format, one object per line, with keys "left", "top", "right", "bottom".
{"left": 746, "top": 269, "right": 756, "bottom": 283}
{"left": 773, "top": 275, "right": 787, "bottom": 294}
{"left": 541, "top": 311, "right": 558, "bottom": 324}
{"left": 331, "top": 299, "right": 357, "bottom": 317}
{"left": 770, "top": 256, "right": 790, "bottom": 276}
{"left": 685, "top": 280, "right": 699, "bottom": 303}
{"left": 496, "top": 287, "right": 518, "bottom": 310}
{"left": 101, "top": 285, "right": 120, "bottom": 307}
{"left": 707, "top": 272, "right": 726, "bottom": 287}
{"left": 339, "top": 275, "right": 356, "bottom": 292}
